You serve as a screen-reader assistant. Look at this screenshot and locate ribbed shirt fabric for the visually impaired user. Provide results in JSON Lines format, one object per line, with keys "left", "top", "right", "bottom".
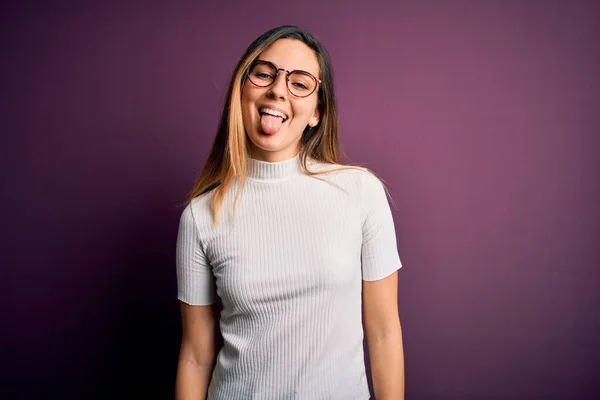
{"left": 176, "top": 153, "right": 402, "bottom": 399}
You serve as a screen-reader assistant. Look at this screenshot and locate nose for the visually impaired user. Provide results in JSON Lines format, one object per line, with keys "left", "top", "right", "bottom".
{"left": 267, "top": 72, "right": 288, "bottom": 100}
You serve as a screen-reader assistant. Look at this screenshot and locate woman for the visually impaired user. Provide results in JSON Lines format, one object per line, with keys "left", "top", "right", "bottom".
{"left": 175, "top": 25, "right": 404, "bottom": 399}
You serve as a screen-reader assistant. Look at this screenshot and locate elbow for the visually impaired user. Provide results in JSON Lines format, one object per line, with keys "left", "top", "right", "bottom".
{"left": 179, "top": 344, "right": 217, "bottom": 368}
{"left": 179, "top": 336, "right": 219, "bottom": 367}
{"left": 365, "top": 319, "right": 403, "bottom": 345}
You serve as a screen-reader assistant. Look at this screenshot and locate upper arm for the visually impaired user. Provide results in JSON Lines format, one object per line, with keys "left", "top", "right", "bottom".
{"left": 179, "top": 302, "right": 219, "bottom": 365}
{"left": 362, "top": 271, "right": 400, "bottom": 338}
{"left": 359, "top": 171, "right": 402, "bottom": 334}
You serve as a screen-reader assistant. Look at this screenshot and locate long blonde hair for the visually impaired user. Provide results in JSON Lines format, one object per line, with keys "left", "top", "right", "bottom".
{"left": 184, "top": 26, "right": 380, "bottom": 224}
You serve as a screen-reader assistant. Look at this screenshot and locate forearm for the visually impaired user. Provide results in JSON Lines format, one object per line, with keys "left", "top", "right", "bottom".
{"left": 367, "top": 323, "right": 405, "bottom": 400}
{"left": 175, "top": 356, "right": 216, "bottom": 400}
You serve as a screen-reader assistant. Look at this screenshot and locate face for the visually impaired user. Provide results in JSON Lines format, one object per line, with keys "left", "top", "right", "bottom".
{"left": 241, "top": 39, "right": 320, "bottom": 162}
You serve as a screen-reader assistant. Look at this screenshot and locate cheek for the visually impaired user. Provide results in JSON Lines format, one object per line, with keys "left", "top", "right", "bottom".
{"left": 240, "top": 88, "right": 250, "bottom": 108}
{"left": 291, "top": 102, "right": 317, "bottom": 123}
{"left": 241, "top": 81, "right": 259, "bottom": 104}
{"left": 240, "top": 96, "right": 255, "bottom": 132}
{"left": 241, "top": 91, "right": 257, "bottom": 119}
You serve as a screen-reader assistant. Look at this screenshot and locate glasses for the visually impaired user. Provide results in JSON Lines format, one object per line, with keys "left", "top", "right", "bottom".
{"left": 247, "top": 60, "right": 321, "bottom": 98}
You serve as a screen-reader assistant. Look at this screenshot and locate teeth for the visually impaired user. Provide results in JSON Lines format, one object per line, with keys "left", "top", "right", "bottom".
{"left": 260, "top": 107, "right": 287, "bottom": 120}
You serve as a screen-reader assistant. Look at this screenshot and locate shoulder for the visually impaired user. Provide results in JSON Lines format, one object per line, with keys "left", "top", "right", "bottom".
{"left": 180, "top": 190, "right": 214, "bottom": 230}
{"left": 306, "top": 159, "right": 384, "bottom": 193}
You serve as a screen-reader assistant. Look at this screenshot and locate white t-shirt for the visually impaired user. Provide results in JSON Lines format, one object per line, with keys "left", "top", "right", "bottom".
{"left": 176, "top": 154, "right": 402, "bottom": 399}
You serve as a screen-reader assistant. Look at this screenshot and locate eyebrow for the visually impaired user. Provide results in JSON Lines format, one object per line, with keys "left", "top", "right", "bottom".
{"left": 255, "top": 59, "right": 317, "bottom": 76}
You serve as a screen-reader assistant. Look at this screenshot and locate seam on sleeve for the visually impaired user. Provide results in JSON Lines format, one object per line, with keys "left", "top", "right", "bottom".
{"left": 360, "top": 170, "right": 385, "bottom": 243}
{"left": 188, "top": 200, "right": 209, "bottom": 257}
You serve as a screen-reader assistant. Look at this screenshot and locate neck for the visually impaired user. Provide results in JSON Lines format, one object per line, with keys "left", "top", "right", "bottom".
{"left": 247, "top": 152, "right": 303, "bottom": 182}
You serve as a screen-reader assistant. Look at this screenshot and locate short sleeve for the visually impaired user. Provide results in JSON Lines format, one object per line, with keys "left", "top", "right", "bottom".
{"left": 176, "top": 204, "right": 217, "bottom": 305}
{"left": 360, "top": 173, "right": 403, "bottom": 281}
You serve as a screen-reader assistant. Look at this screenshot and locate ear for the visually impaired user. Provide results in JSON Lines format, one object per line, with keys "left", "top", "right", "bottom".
{"left": 308, "top": 108, "right": 320, "bottom": 128}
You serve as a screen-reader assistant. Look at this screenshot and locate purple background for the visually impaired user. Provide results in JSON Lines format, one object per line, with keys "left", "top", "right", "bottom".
{"left": 4, "top": 1, "right": 599, "bottom": 399}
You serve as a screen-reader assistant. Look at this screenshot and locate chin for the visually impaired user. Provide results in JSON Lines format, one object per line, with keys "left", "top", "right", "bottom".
{"left": 252, "top": 141, "right": 288, "bottom": 154}
{"left": 248, "top": 135, "right": 300, "bottom": 159}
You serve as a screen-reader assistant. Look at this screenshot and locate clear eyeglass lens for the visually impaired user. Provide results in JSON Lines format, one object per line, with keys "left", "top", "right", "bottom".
{"left": 288, "top": 72, "right": 315, "bottom": 97}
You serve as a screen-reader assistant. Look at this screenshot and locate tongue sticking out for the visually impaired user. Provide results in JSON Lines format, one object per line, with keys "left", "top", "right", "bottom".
{"left": 260, "top": 114, "right": 284, "bottom": 135}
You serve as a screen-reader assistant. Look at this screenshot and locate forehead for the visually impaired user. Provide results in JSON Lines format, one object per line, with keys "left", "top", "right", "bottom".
{"left": 258, "top": 39, "right": 319, "bottom": 76}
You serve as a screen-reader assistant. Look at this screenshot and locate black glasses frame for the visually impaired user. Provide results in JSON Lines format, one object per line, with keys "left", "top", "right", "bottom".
{"left": 247, "top": 60, "right": 321, "bottom": 98}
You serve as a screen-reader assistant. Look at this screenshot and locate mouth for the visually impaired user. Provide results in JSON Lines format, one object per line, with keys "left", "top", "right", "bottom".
{"left": 259, "top": 107, "right": 289, "bottom": 122}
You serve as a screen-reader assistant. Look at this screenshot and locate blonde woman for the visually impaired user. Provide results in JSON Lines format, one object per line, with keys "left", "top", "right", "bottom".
{"left": 175, "top": 25, "right": 404, "bottom": 399}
